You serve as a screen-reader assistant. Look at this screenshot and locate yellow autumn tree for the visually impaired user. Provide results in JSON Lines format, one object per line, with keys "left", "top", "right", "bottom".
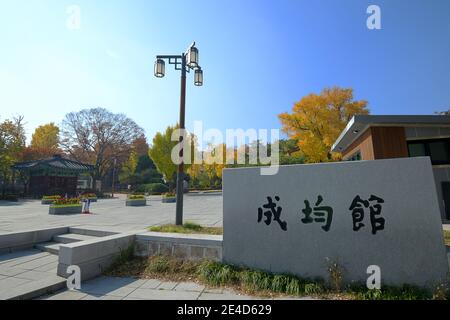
{"left": 187, "top": 142, "right": 227, "bottom": 188}
{"left": 119, "top": 149, "right": 139, "bottom": 184}
{"left": 278, "top": 87, "right": 369, "bottom": 163}
{"left": 204, "top": 143, "right": 226, "bottom": 180}
{"left": 149, "top": 125, "right": 194, "bottom": 185}
{"left": 31, "top": 123, "right": 60, "bottom": 151}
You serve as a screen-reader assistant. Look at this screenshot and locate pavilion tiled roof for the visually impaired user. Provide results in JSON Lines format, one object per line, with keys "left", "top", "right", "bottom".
{"left": 12, "top": 155, "right": 94, "bottom": 173}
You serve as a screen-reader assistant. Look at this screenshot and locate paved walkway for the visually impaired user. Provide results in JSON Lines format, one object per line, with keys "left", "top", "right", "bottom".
{"left": 39, "top": 276, "right": 312, "bottom": 300}
{"left": 0, "top": 194, "right": 222, "bottom": 233}
{"left": 0, "top": 249, "right": 65, "bottom": 300}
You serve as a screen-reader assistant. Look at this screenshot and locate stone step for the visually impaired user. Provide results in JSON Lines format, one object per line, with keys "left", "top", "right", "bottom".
{"left": 34, "top": 242, "right": 61, "bottom": 255}
{"left": 53, "top": 233, "right": 99, "bottom": 244}
{"left": 1, "top": 275, "right": 67, "bottom": 300}
{"left": 69, "top": 227, "right": 117, "bottom": 237}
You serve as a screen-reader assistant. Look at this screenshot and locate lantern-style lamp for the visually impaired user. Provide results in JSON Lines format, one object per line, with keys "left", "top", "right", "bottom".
{"left": 154, "top": 58, "right": 165, "bottom": 78}
{"left": 194, "top": 68, "right": 203, "bottom": 86}
{"left": 187, "top": 46, "right": 199, "bottom": 68}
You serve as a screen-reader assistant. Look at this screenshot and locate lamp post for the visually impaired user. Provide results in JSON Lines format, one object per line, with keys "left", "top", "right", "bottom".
{"left": 111, "top": 157, "right": 117, "bottom": 198}
{"left": 154, "top": 42, "right": 203, "bottom": 226}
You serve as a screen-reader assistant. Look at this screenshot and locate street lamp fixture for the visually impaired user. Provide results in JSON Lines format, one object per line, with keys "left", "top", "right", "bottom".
{"left": 154, "top": 58, "right": 165, "bottom": 78}
{"left": 194, "top": 68, "right": 203, "bottom": 86}
{"left": 187, "top": 45, "right": 199, "bottom": 68}
{"left": 154, "top": 41, "right": 204, "bottom": 226}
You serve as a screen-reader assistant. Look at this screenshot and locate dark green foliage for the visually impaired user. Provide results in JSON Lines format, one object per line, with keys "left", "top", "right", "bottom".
{"left": 122, "top": 169, "right": 164, "bottom": 186}
{"left": 0, "top": 194, "right": 19, "bottom": 201}
{"left": 135, "top": 183, "right": 169, "bottom": 194}
{"left": 139, "top": 169, "right": 164, "bottom": 184}
{"left": 279, "top": 139, "right": 304, "bottom": 165}
{"left": 136, "top": 154, "right": 156, "bottom": 172}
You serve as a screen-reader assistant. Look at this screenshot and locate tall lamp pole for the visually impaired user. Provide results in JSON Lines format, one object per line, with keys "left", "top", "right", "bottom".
{"left": 111, "top": 157, "right": 117, "bottom": 198}
{"left": 154, "top": 42, "right": 203, "bottom": 226}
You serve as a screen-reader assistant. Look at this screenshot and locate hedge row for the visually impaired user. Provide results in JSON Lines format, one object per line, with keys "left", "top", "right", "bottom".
{"left": 135, "top": 183, "right": 169, "bottom": 194}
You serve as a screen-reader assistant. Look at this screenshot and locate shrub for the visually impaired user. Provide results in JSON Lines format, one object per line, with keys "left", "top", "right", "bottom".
{"left": 107, "top": 244, "right": 136, "bottom": 272}
{"left": 0, "top": 194, "right": 19, "bottom": 202}
{"left": 304, "top": 282, "right": 325, "bottom": 295}
{"left": 78, "top": 189, "right": 106, "bottom": 198}
{"left": 146, "top": 256, "right": 170, "bottom": 273}
{"left": 42, "top": 195, "right": 61, "bottom": 200}
{"left": 163, "top": 192, "right": 176, "bottom": 198}
{"left": 326, "top": 258, "right": 344, "bottom": 292}
{"left": 135, "top": 183, "right": 169, "bottom": 195}
{"left": 128, "top": 195, "right": 145, "bottom": 200}
{"left": 183, "top": 222, "right": 203, "bottom": 231}
{"left": 150, "top": 183, "right": 170, "bottom": 194}
{"left": 81, "top": 193, "right": 97, "bottom": 199}
{"left": 134, "top": 185, "right": 146, "bottom": 193}
{"left": 52, "top": 198, "right": 80, "bottom": 206}
{"left": 432, "top": 282, "right": 450, "bottom": 300}
{"left": 96, "top": 192, "right": 110, "bottom": 199}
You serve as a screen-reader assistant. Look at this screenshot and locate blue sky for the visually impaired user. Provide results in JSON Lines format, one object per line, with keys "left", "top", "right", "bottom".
{"left": 1, "top": 0, "right": 449, "bottom": 144}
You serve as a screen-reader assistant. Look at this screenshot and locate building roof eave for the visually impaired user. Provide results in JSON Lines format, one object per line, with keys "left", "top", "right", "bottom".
{"left": 12, "top": 155, "right": 94, "bottom": 173}
{"left": 331, "top": 115, "right": 450, "bottom": 153}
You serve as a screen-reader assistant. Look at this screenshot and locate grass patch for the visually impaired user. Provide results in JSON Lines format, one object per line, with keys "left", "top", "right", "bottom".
{"left": 343, "top": 283, "right": 432, "bottom": 300}
{"left": 444, "top": 230, "right": 450, "bottom": 246}
{"left": 148, "top": 222, "right": 223, "bottom": 235}
{"left": 105, "top": 244, "right": 136, "bottom": 273}
{"left": 106, "top": 255, "right": 201, "bottom": 282}
{"left": 105, "top": 255, "right": 447, "bottom": 300}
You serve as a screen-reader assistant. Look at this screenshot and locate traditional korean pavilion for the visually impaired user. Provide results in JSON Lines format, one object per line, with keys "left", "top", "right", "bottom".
{"left": 12, "top": 155, "right": 94, "bottom": 197}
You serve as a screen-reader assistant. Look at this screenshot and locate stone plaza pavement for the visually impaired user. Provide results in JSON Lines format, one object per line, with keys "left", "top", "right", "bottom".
{"left": 0, "top": 193, "right": 222, "bottom": 234}
{"left": 39, "top": 276, "right": 312, "bottom": 300}
{"left": 0, "top": 249, "right": 65, "bottom": 300}
{"left": 0, "top": 249, "right": 311, "bottom": 300}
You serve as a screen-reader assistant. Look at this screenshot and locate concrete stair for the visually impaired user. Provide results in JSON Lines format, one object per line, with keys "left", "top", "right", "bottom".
{"left": 4, "top": 229, "right": 112, "bottom": 300}
{"left": 2, "top": 275, "right": 67, "bottom": 300}
{"left": 34, "top": 242, "right": 61, "bottom": 255}
{"left": 53, "top": 233, "right": 98, "bottom": 244}
{"left": 34, "top": 233, "right": 100, "bottom": 255}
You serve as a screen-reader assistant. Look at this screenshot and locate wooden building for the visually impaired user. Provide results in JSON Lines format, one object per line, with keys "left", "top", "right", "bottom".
{"left": 332, "top": 115, "right": 450, "bottom": 221}
{"left": 12, "top": 155, "right": 94, "bottom": 197}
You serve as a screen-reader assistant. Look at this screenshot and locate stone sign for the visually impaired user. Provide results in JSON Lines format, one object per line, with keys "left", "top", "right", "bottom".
{"left": 223, "top": 157, "right": 448, "bottom": 287}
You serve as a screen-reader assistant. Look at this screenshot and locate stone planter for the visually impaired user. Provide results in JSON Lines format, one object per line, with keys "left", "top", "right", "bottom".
{"left": 126, "top": 199, "right": 147, "bottom": 207}
{"left": 49, "top": 205, "right": 82, "bottom": 215}
{"left": 162, "top": 197, "right": 176, "bottom": 203}
{"left": 41, "top": 199, "right": 56, "bottom": 205}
